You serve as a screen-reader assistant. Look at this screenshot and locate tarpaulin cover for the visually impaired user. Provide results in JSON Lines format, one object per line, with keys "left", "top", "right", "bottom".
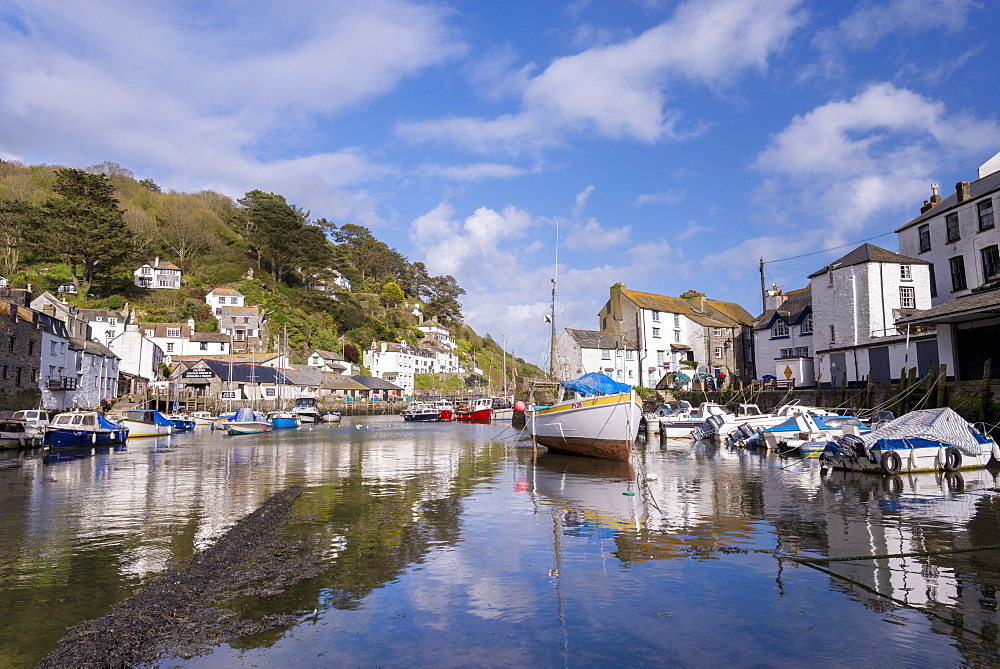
{"left": 231, "top": 407, "right": 260, "bottom": 422}
{"left": 671, "top": 372, "right": 692, "bottom": 383}
{"left": 97, "top": 414, "right": 124, "bottom": 430}
{"left": 860, "top": 407, "right": 992, "bottom": 456}
{"left": 561, "top": 372, "right": 632, "bottom": 396}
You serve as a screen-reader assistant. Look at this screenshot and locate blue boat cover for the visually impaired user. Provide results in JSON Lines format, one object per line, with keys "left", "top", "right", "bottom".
{"left": 97, "top": 414, "right": 125, "bottom": 430}
{"left": 230, "top": 407, "right": 258, "bottom": 422}
{"left": 561, "top": 372, "right": 631, "bottom": 396}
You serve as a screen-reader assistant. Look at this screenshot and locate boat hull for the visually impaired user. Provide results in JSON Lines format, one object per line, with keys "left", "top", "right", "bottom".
{"left": 46, "top": 428, "right": 128, "bottom": 448}
{"left": 823, "top": 441, "right": 994, "bottom": 473}
{"left": 226, "top": 421, "right": 273, "bottom": 435}
{"left": 455, "top": 408, "right": 491, "bottom": 422}
{"left": 528, "top": 392, "right": 642, "bottom": 461}
{"left": 320, "top": 412, "right": 341, "bottom": 423}
{"left": 121, "top": 420, "right": 173, "bottom": 437}
{"left": 270, "top": 417, "right": 300, "bottom": 429}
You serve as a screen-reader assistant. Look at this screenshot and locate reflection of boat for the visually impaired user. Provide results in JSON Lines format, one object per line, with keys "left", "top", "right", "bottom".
{"left": 45, "top": 410, "right": 129, "bottom": 447}
{"left": 225, "top": 407, "right": 273, "bottom": 435}
{"left": 527, "top": 373, "right": 642, "bottom": 461}
{"left": 533, "top": 453, "right": 639, "bottom": 529}
{"left": 402, "top": 403, "right": 440, "bottom": 422}
{"left": 820, "top": 408, "right": 998, "bottom": 474}
{"left": 455, "top": 398, "right": 492, "bottom": 422}
{"left": 121, "top": 409, "right": 174, "bottom": 437}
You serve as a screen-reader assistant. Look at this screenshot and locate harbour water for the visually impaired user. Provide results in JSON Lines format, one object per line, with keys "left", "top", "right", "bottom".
{"left": 2, "top": 416, "right": 1000, "bottom": 666}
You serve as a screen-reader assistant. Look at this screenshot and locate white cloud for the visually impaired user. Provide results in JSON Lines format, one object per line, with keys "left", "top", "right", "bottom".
{"left": 0, "top": 0, "right": 463, "bottom": 219}
{"left": 675, "top": 223, "right": 714, "bottom": 241}
{"left": 398, "top": 0, "right": 805, "bottom": 153}
{"left": 633, "top": 190, "right": 684, "bottom": 206}
{"left": 420, "top": 163, "right": 531, "bottom": 182}
{"left": 563, "top": 217, "right": 632, "bottom": 251}
{"left": 573, "top": 185, "right": 595, "bottom": 217}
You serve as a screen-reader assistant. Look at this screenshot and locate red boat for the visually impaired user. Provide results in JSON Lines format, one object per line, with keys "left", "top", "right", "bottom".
{"left": 434, "top": 400, "right": 455, "bottom": 421}
{"left": 455, "top": 398, "right": 492, "bottom": 422}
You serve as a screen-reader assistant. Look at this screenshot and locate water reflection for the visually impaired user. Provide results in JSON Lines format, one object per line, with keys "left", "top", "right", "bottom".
{"left": 0, "top": 417, "right": 998, "bottom": 666}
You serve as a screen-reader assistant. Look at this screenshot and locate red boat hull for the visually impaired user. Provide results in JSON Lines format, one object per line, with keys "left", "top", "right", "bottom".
{"left": 455, "top": 408, "right": 491, "bottom": 422}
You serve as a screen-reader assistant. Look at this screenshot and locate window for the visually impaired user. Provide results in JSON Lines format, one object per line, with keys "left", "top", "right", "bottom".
{"left": 219, "top": 297, "right": 226, "bottom": 304}
{"left": 166, "top": 343, "right": 174, "bottom": 352}
{"left": 51, "top": 341, "right": 57, "bottom": 355}
{"left": 979, "top": 199, "right": 995, "bottom": 231}
{"left": 651, "top": 310, "right": 660, "bottom": 322}
{"left": 28, "top": 340, "right": 34, "bottom": 355}
{"left": 794, "top": 346, "right": 809, "bottom": 357}
{"left": 946, "top": 213, "right": 960, "bottom": 243}
{"left": 674, "top": 330, "right": 681, "bottom": 343}
{"left": 601, "top": 349, "right": 611, "bottom": 360}
{"left": 625, "top": 350, "right": 634, "bottom": 360}
{"left": 899, "top": 286, "right": 915, "bottom": 309}
{"left": 95, "top": 316, "right": 103, "bottom": 322}
{"left": 106, "top": 330, "right": 115, "bottom": 340}
{"left": 652, "top": 327, "right": 661, "bottom": 338}
{"left": 780, "top": 348, "right": 793, "bottom": 357}
{"left": 982, "top": 245, "right": 1000, "bottom": 282}
{"left": 800, "top": 313, "right": 813, "bottom": 334}
{"left": 673, "top": 314, "right": 680, "bottom": 327}
{"left": 166, "top": 328, "right": 181, "bottom": 337}
{"left": 8, "top": 335, "right": 14, "bottom": 351}
{"left": 145, "top": 329, "right": 154, "bottom": 336}
{"left": 771, "top": 320, "right": 788, "bottom": 338}
{"left": 950, "top": 256, "right": 967, "bottom": 291}
{"left": 244, "top": 317, "right": 250, "bottom": 324}
{"left": 929, "top": 264, "right": 937, "bottom": 298}
{"left": 200, "top": 341, "right": 209, "bottom": 350}
{"left": 714, "top": 346, "right": 723, "bottom": 359}
{"left": 829, "top": 324, "right": 836, "bottom": 344}
{"left": 656, "top": 350, "right": 665, "bottom": 365}
{"left": 918, "top": 224, "right": 931, "bottom": 253}
{"left": 900, "top": 264, "right": 911, "bottom": 281}
{"left": 108, "top": 318, "right": 117, "bottom": 326}
{"left": 713, "top": 327, "right": 723, "bottom": 337}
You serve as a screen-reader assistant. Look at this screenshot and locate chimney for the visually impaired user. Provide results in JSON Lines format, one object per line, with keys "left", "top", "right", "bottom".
{"left": 187, "top": 317, "right": 196, "bottom": 331}
{"left": 956, "top": 181, "right": 971, "bottom": 203}
{"left": 154, "top": 256, "right": 160, "bottom": 267}
{"left": 920, "top": 184, "right": 942, "bottom": 214}
{"left": 764, "top": 284, "right": 788, "bottom": 312}
{"left": 679, "top": 289, "right": 706, "bottom": 311}
{"left": 609, "top": 282, "right": 625, "bottom": 332}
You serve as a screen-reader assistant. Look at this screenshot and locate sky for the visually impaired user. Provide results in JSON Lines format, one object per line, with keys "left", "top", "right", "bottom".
{"left": 2, "top": 0, "right": 999, "bottom": 367}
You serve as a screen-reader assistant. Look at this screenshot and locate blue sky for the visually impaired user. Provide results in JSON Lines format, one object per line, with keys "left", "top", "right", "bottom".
{"left": 2, "top": 0, "right": 999, "bottom": 365}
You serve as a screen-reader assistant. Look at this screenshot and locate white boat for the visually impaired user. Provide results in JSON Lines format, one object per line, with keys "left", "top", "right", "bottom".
{"left": 757, "top": 412, "right": 869, "bottom": 454}
{"left": 225, "top": 407, "right": 273, "bottom": 435}
{"left": 189, "top": 411, "right": 219, "bottom": 426}
{"left": 402, "top": 403, "right": 440, "bottom": 422}
{"left": 432, "top": 400, "right": 454, "bottom": 421}
{"left": 526, "top": 373, "right": 642, "bottom": 461}
{"left": 0, "top": 418, "right": 44, "bottom": 449}
{"left": 11, "top": 409, "right": 50, "bottom": 431}
{"left": 320, "top": 411, "right": 342, "bottom": 423}
{"left": 266, "top": 410, "right": 300, "bottom": 429}
{"left": 656, "top": 402, "right": 732, "bottom": 437}
{"left": 701, "top": 402, "right": 835, "bottom": 442}
{"left": 819, "top": 407, "right": 998, "bottom": 474}
{"left": 291, "top": 397, "right": 321, "bottom": 423}
{"left": 121, "top": 409, "right": 175, "bottom": 437}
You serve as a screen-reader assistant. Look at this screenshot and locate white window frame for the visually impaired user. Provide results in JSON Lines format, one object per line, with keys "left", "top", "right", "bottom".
{"left": 900, "top": 264, "right": 912, "bottom": 281}
{"left": 771, "top": 320, "right": 788, "bottom": 338}
{"left": 899, "top": 286, "right": 915, "bottom": 309}
{"left": 714, "top": 346, "right": 723, "bottom": 359}
{"left": 652, "top": 327, "right": 661, "bottom": 338}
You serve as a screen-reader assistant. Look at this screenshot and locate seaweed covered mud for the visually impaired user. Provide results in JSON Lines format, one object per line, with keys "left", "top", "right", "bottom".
{"left": 39, "top": 486, "right": 324, "bottom": 666}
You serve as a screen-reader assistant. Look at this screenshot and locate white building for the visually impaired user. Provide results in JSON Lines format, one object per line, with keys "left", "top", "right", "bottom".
{"left": 105, "top": 324, "right": 164, "bottom": 392}
{"left": 894, "top": 152, "right": 1000, "bottom": 381}
{"left": 416, "top": 318, "right": 456, "bottom": 350}
{"left": 753, "top": 286, "right": 816, "bottom": 386}
{"left": 364, "top": 341, "right": 438, "bottom": 396}
{"left": 555, "top": 328, "right": 639, "bottom": 384}
{"left": 77, "top": 307, "right": 128, "bottom": 344}
{"left": 133, "top": 257, "right": 182, "bottom": 290}
{"left": 306, "top": 350, "right": 359, "bottom": 376}
{"left": 37, "top": 311, "right": 78, "bottom": 410}
{"left": 205, "top": 287, "right": 246, "bottom": 312}
{"left": 71, "top": 338, "right": 120, "bottom": 408}
{"left": 598, "top": 284, "right": 755, "bottom": 388}
{"left": 810, "top": 244, "right": 934, "bottom": 387}
{"left": 136, "top": 319, "right": 231, "bottom": 362}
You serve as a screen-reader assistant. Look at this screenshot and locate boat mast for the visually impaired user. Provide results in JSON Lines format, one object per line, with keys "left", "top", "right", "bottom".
{"left": 549, "top": 221, "right": 558, "bottom": 378}
{"left": 502, "top": 333, "right": 507, "bottom": 402}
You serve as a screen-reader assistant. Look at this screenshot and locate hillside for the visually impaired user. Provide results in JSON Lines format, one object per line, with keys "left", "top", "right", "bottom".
{"left": 0, "top": 159, "right": 544, "bottom": 384}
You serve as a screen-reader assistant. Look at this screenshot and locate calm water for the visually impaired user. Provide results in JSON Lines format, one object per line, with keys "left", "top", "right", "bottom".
{"left": 2, "top": 416, "right": 1000, "bottom": 666}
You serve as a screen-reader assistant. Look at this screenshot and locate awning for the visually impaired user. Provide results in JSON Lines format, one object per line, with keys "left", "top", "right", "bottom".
{"left": 670, "top": 344, "right": 692, "bottom": 350}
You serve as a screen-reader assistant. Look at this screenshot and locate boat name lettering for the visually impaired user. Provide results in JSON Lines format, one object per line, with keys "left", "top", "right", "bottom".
{"left": 572, "top": 402, "right": 583, "bottom": 409}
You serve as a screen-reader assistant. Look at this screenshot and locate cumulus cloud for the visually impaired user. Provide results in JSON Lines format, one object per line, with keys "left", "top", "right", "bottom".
{"left": 0, "top": 0, "right": 463, "bottom": 218}
{"left": 707, "top": 83, "right": 1000, "bottom": 279}
{"left": 398, "top": 0, "right": 805, "bottom": 153}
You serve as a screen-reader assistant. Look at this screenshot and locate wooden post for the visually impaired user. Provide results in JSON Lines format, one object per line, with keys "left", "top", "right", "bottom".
{"left": 980, "top": 359, "right": 992, "bottom": 422}
{"left": 937, "top": 363, "right": 948, "bottom": 409}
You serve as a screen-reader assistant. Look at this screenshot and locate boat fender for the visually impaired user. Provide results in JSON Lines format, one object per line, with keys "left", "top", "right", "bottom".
{"left": 879, "top": 450, "right": 902, "bottom": 475}
{"left": 936, "top": 446, "right": 946, "bottom": 468}
{"left": 91, "top": 432, "right": 97, "bottom": 445}
{"left": 992, "top": 442, "right": 1000, "bottom": 463}
{"left": 943, "top": 446, "right": 962, "bottom": 471}
{"left": 19, "top": 434, "right": 26, "bottom": 447}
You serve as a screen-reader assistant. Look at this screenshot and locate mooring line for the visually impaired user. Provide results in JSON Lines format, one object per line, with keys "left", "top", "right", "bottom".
{"left": 772, "top": 543, "right": 1000, "bottom": 563}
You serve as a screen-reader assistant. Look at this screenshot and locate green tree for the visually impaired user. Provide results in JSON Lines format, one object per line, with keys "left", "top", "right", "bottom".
{"left": 41, "top": 169, "right": 133, "bottom": 296}
{"left": 422, "top": 274, "right": 465, "bottom": 323}
{"left": 380, "top": 281, "right": 405, "bottom": 307}
{"left": 239, "top": 190, "right": 309, "bottom": 282}
{"left": 0, "top": 198, "right": 40, "bottom": 276}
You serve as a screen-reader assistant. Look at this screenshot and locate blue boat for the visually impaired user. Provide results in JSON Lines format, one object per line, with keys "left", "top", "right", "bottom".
{"left": 45, "top": 410, "right": 129, "bottom": 447}
{"left": 266, "top": 411, "right": 300, "bottom": 429}
{"left": 166, "top": 415, "right": 196, "bottom": 431}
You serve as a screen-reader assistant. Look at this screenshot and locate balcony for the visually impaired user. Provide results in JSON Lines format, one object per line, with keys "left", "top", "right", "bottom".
{"left": 46, "top": 377, "right": 78, "bottom": 390}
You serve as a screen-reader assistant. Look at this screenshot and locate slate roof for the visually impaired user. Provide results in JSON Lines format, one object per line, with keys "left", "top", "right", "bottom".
{"left": 207, "top": 287, "right": 243, "bottom": 296}
{"left": 189, "top": 332, "right": 231, "bottom": 342}
{"left": 897, "top": 285, "right": 1000, "bottom": 325}
{"left": 896, "top": 169, "right": 1000, "bottom": 233}
{"left": 621, "top": 289, "right": 697, "bottom": 315}
{"left": 312, "top": 350, "right": 347, "bottom": 362}
{"left": 350, "top": 375, "right": 404, "bottom": 391}
{"left": 563, "top": 329, "right": 638, "bottom": 349}
{"left": 808, "top": 244, "right": 927, "bottom": 278}
{"left": 197, "top": 359, "right": 293, "bottom": 384}
{"left": 323, "top": 375, "right": 371, "bottom": 391}
{"left": 77, "top": 308, "right": 127, "bottom": 322}
{"left": 705, "top": 299, "right": 755, "bottom": 326}
{"left": 70, "top": 337, "right": 119, "bottom": 358}
{"left": 753, "top": 286, "right": 811, "bottom": 329}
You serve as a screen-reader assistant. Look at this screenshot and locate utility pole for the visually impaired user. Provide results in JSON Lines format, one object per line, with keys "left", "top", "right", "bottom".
{"left": 759, "top": 257, "right": 767, "bottom": 313}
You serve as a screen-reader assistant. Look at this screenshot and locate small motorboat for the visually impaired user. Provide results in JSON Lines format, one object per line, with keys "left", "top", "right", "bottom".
{"left": 291, "top": 397, "right": 321, "bottom": 424}
{"left": 121, "top": 409, "right": 174, "bottom": 437}
{"left": 402, "top": 403, "right": 440, "bottom": 422}
{"left": 267, "top": 410, "right": 301, "bottom": 429}
{"left": 432, "top": 400, "right": 454, "bottom": 421}
{"left": 455, "top": 398, "right": 492, "bottom": 422}
{"left": 319, "top": 411, "right": 342, "bottom": 423}
{"left": 0, "top": 419, "right": 44, "bottom": 449}
{"left": 189, "top": 411, "right": 219, "bottom": 426}
{"left": 819, "top": 407, "right": 998, "bottom": 474}
{"left": 44, "top": 410, "right": 129, "bottom": 447}
{"left": 225, "top": 407, "right": 273, "bottom": 435}
{"left": 166, "top": 414, "right": 196, "bottom": 431}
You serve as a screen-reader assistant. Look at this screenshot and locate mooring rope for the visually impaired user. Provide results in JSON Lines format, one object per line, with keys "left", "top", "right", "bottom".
{"left": 772, "top": 542, "right": 1000, "bottom": 564}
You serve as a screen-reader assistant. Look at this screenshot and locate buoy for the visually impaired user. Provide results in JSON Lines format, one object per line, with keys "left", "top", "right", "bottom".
{"left": 646, "top": 472, "right": 658, "bottom": 480}
{"left": 513, "top": 400, "right": 526, "bottom": 412}
{"left": 623, "top": 491, "right": 635, "bottom": 496}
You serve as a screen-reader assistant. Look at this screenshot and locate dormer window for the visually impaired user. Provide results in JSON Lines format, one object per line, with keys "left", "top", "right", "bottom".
{"left": 95, "top": 316, "right": 103, "bottom": 322}
{"left": 800, "top": 313, "right": 813, "bottom": 335}
{"left": 771, "top": 320, "right": 789, "bottom": 338}
{"left": 166, "top": 328, "right": 181, "bottom": 338}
